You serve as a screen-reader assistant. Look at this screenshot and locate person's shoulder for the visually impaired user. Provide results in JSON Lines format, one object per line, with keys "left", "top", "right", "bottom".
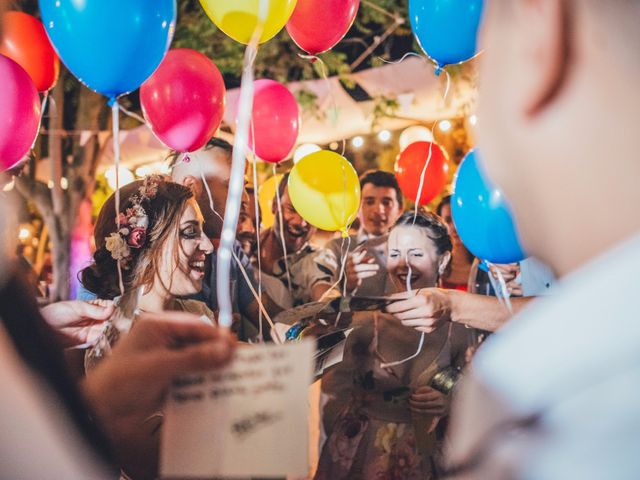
{"left": 474, "top": 233, "right": 640, "bottom": 412}
{"left": 175, "top": 299, "right": 215, "bottom": 320}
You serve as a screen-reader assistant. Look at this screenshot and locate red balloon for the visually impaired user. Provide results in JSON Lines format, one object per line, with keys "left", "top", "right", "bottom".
{"left": 0, "top": 54, "right": 41, "bottom": 172}
{"left": 0, "top": 11, "right": 60, "bottom": 92}
{"left": 395, "top": 141, "right": 449, "bottom": 205}
{"left": 140, "top": 49, "right": 226, "bottom": 153}
{"left": 247, "top": 79, "right": 300, "bottom": 163}
{"left": 286, "top": 0, "right": 360, "bottom": 55}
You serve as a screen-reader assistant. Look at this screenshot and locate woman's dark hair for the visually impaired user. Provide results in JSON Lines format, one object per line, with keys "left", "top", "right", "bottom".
{"left": 81, "top": 176, "right": 193, "bottom": 299}
{"left": 392, "top": 210, "right": 453, "bottom": 255}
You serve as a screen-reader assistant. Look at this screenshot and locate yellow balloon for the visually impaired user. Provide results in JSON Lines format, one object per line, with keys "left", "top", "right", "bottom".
{"left": 199, "top": 0, "right": 297, "bottom": 45}
{"left": 257, "top": 174, "right": 283, "bottom": 229}
{"left": 288, "top": 151, "right": 361, "bottom": 233}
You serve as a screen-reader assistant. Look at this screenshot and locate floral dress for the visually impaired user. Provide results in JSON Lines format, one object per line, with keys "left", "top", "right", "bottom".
{"left": 315, "top": 312, "right": 470, "bottom": 480}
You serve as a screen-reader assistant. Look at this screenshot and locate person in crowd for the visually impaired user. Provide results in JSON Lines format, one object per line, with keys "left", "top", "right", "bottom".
{"left": 79, "top": 175, "right": 218, "bottom": 477}
{"left": 316, "top": 211, "right": 471, "bottom": 480}
{"left": 436, "top": 195, "right": 475, "bottom": 291}
{"left": 444, "top": 1, "right": 640, "bottom": 479}
{"left": 170, "top": 137, "right": 279, "bottom": 341}
{"left": 0, "top": 178, "right": 236, "bottom": 479}
{"left": 259, "top": 173, "right": 322, "bottom": 308}
{"left": 310, "top": 170, "right": 404, "bottom": 300}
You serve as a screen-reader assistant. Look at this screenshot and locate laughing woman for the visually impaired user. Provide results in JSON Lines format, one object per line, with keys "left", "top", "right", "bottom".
{"left": 316, "top": 211, "right": 471, "bottom": 480}
{"left": 80, "top": 175, "right": 215, "bottom": 479}
{"left": 82, "top": 175, "right": 215, "bottom": 368}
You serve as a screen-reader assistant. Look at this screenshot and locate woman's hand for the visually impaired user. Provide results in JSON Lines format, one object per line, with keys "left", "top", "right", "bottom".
{"left": 385, "top": 289, "right": 452, "bottom": 333}
{"left": 409, "top": 386, "right": 449, "bottom": 416}
{"left": 40, "top": 299, "right": 115, "bottom": 348}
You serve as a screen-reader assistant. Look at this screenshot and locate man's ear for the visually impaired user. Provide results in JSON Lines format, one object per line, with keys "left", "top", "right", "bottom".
{"left": 515, "top": 0, "right": 572, "bottom": 117}
{"left": 182, "top": 175, "right": 202, "bottom": 195}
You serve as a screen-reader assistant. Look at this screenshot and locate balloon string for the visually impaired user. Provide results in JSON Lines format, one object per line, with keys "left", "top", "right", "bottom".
{"left": 231, "top": 248, "right": 282, "bottom": 344}
{"left": 118, "top": 104, "right": 147, "bottom": 124}
{"left": 273, "top": 163, "right": 293, "bottom": 297}
{"left": 196, "top": 150, "right": 274, "bottom": 336}
{"left": 251, "top": 152, "right": 265, "bottom": 343}
{"left": 111, "top": 99, "right": 125, "bottom": 297}
{"left": 299, "top": 53, "right": 346, "bottom": 155}
{"left": 379, "top": 254, "right": 426, "bottom": 369}
{"left": 216, "top": 8, "right": 265, "bottom": 329}
{"left": 412, "top": 128, "right": 435, "bottom": 222}
{"left": 378, "top": 52, "right": 452, "bottom": 105}
{"left": 484, "top": 260, "right": 513, "bottom": 314}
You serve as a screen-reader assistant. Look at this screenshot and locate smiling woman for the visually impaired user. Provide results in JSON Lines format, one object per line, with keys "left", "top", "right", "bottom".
{"left": 80, "top": 175, "right": 215, "bottom": 476}
{"left": 81, "top": 175, "right": 215, "bottom": 366}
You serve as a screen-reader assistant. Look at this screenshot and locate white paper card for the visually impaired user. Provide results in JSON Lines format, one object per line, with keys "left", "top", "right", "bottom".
{"left": 160, "top": 340, "right": 315, "bottom": 479}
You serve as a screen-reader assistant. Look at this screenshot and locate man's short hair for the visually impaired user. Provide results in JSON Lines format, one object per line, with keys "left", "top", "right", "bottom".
{"left": 436, "top": 194, "right": 452, "bottom": 217}
{"left": 359, "top": 169, "right": 403, "bottom": 206}
{"left": 167, "top": 137, "right": 233, "bottom": 169}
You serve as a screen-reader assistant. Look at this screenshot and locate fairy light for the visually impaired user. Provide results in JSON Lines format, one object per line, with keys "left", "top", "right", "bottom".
{"left": 469, "top": 114, "right": 478, "bottom": 126}
{"left": 352, "top": 136, "right": 364, "bottom": 148}
{"left": 438, "top": 120, "right": 452, "bottom": 132}
{"left": 378, "top": 130, "right": 391, "bottom": 142}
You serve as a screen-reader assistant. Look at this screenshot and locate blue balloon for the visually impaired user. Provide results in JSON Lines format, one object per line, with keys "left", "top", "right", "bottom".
{"left": 40, "top": 0, "right": 176, "bottom": 100}
{"left": 409, "top": 0, "right": 484, "bottom": 68}
{"left": 452, "top": 150, "right": 526, "bottom": 264}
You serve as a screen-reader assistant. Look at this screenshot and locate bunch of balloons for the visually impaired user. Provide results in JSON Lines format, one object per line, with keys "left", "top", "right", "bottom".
{"left": 0, "top": 11, "right": 58, "bottom": 171}
{"left": 452, "top": 150, "right": 526, "bottom": 264}
{"left": 409, "top": 0, "right": 484, "bottom": 70}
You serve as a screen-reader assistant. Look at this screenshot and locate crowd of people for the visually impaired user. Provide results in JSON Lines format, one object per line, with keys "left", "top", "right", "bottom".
{"left": 2, "top": 1, "right": 640, "bottom": 479}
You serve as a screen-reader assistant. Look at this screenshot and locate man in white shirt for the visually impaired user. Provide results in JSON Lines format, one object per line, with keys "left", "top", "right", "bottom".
{"left": 310, "top": 170, "right": 404, "bottom": 299}
{"left": 444, "top": 1, "right": 640, "bottom": 479}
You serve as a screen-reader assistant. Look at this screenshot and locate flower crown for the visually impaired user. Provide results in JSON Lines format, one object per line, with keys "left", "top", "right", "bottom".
{"left": 104, "top": 175, "right": 162, "bottom": 266}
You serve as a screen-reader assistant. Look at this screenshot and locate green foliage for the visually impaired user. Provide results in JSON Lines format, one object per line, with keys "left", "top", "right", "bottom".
{"left": 173, "top": 0, "right": 411, "bottom": 87}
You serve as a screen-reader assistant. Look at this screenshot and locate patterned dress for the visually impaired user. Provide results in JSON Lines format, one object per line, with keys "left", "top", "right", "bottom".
{"left": 316, "top": 312, "right": 470, "bottom": 480}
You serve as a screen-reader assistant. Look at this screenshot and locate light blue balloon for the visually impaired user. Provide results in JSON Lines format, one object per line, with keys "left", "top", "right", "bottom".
{"left": 452, "top": 150, "right": 526, "bottom": 264}
{"left": 39, "top": 0, "right": 176, "bottom": 100}
{"left": 409, "top": 0, "right": 484, "bottom": 68}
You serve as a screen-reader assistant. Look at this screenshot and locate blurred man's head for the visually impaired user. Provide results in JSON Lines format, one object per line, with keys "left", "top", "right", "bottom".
{"left": 358, "top": 170, "right": 403, "bottom": 237}
{"left": 272, "top": 173, "right": 316, "bottom": 253}
{"left": 171, "top": 137, "right": 250, "bottom": 240}
{"left": 477, "top": 0, "right": 640, "bottom": 275}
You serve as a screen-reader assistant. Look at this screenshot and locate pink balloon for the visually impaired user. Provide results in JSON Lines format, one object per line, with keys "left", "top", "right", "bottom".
{"left": 140, "top": 48, "right": 226, "bottom": 153}
{"left": 286, "top": 0, "right": 360, "bottom": 55}
{"left": 0, "top": 54, "right": 41, "bottom": 172}
{"left": 247, "top": 79, "right": 300, "bottom": 163}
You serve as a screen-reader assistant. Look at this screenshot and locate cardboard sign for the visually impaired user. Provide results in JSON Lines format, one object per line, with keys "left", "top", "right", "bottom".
{"left": 161, "top": 340, "right": 315, "bottom": 479}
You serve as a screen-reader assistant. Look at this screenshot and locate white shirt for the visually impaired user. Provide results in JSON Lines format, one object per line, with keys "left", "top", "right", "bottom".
{"left": 472, "top": 232, "right": 640, "bottom": 479}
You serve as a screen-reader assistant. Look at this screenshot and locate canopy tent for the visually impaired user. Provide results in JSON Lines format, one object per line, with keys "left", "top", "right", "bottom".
{"left": 30, "top": 57, "right": 474, "bottom": 180}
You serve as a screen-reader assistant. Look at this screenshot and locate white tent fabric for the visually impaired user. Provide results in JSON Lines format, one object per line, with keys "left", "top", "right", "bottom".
{"left": 92, "top": 57, "right": 474, "bottom": 172}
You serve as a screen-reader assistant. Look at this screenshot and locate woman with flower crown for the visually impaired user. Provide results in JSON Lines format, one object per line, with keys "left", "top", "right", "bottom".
{"left": 82, "top": 174, "right": 216, "bottom": 366}
{"left": 80, "top": 175, "right": 216, "bottom": 479}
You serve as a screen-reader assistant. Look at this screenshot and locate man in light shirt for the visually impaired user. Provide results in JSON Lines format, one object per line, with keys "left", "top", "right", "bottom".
{"left": 444, "top": 1, "right": 640, "bottom": 479}
{"left": 310, "top": 170, "right": 404, "bottom": 300}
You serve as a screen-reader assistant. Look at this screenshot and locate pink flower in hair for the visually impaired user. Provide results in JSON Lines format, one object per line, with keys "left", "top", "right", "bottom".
{"left": 127, "top": 227, "right": 147, "bottom": 249}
